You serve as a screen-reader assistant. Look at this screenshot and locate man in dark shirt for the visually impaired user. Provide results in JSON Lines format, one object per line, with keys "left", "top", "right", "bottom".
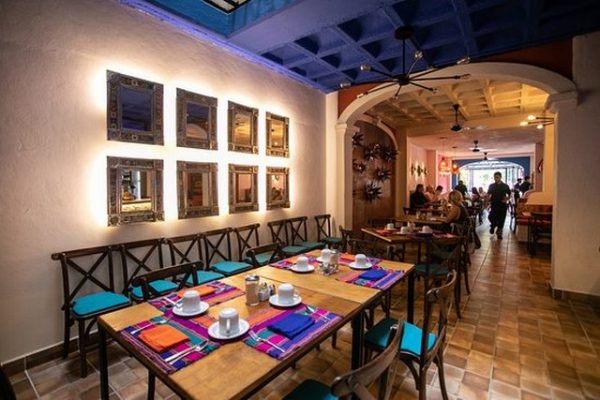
{"left": 520, "top": 176, "right": 532, "bottom": 194}
{"left": 487, "top": 172, "right": 511, "bottom": 239}
{"left": 409, "top": 184, "right": 429, "bottom": 209}
{"left": 513, "top": 178, "right": 522, "bottom": 201}
{"left": 454, "top": 180, "right": 468, "bottom": 198}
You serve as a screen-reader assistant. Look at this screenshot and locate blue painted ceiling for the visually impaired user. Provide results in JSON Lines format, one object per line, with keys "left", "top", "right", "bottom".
{"left": 135, "top": 0, "right": 600, "bottom": 92}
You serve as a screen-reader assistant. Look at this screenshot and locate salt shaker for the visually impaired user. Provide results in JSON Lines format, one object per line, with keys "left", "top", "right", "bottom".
{"left": 245, "top": 274, "right": 260, "bottom": 306}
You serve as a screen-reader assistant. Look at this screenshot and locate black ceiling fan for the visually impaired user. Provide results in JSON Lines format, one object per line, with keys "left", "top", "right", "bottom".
{"left": 469, "top": 140, "right": 481, "bottom": 152}
{"left": 340, "top": 26, "right": 470, "bottom": 98}
{"left": 450, "top": 103, "right": 462, "bottom": 132}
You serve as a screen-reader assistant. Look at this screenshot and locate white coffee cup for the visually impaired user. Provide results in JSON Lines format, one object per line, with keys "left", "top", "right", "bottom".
{"left": 320, "top": 248, "right": 331, "bottom": 263}
{"left": 218, "top": 307, "right": 240, "bottom": 336}
{"left": 422, "top": 226, "right": 432, "bottom": 234}
{"left": 386, "top": 223, "right": 395, "bottom": 230}
{"left": 278, "top": 283, "right": 297, "bottom": 304}
{"left": 400, "top": 226, "right": 409, "bottom": 234}
{"left": 181, "top": 290, "right": 201, "bottom": 314}
{"left": 296, "top": 255, "right": 309, "bottom": 270}
{"left": 355, "top": 253, "right": 367, "bottom": 268}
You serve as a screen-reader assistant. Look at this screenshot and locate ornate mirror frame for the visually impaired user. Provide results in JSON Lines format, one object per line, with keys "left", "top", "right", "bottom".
{"left": 266, "top": 167, "right": 290, "bottom": 210}
{"left": 177, "top": 161, "right": 219, "bottom": 219}
{"left": 107, "top": 71, "right": 163, "bottom": 145}
{"left": 107, "top": 156, "right": 164, "bottom": 226}
{"left": 266, "top": 112, "right": 289, "bottom": 157}
{"left": 228, "top": 101, "right": 258, "bottom": 154}
{"left": 176, "top": 89, "right": 218, "bottom": 150}
{"left": 229, "top": 164, "right": 258, "bottom": 213}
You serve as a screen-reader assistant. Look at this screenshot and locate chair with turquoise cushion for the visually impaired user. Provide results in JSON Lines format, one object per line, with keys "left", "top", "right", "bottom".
{"left": 246, "top": 242, "right": 284, "bottom": 268}
{"left": 165, "top": 234, "right": 224, "bottom": 285}
{"left": 314, "top": 214, "right": 344, "bottom": 250}
{"left": 233, "top": 223, "right": 277, "bottom": 267}
{"left": 202, "top": 228, "right": 252, "bottom": 276}
{"left": 287, "top": 216, "right": 325, "bottom": 251}
{"left": 267, "top": 218, "right": 309, "bottom": 256}
{"left": 285, "top": 324, "right": 402, "bottom": 400}
{"left": 364, "top": 272, "right": 457, "bottom": 400}
{"left": 130, "top": 262, "right": 200, "bottom": 301}
{"left": 52, "top": 245, "right": 131, "bottom": 377}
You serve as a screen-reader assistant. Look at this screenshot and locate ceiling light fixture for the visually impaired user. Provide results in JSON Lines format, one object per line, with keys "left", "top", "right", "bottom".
{"left": 520, "top": 114, "right": 554, "bottom": 130}
{"left": 340, "top": 26, "right": 471, "bottom": 98}
{"left": 438, "top": 137, "right": 451, "bottom": 176}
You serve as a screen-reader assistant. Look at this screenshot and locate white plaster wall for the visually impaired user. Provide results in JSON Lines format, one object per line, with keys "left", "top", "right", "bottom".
{"left": 552, "top": 32, "right": 600, "bottom": 295}
{"left": 0, "top": 0, "right": 326, "bottom": 362}
{"left": 406, "top": 141, "right": 429, "bottom": 191}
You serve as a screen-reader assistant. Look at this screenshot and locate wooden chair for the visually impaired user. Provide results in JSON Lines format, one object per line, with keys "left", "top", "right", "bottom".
{"left": 164, "top": 234, "right": 224, "bottom": 285}
{"left": 52, "top": 245, "right": 131, "bottom": 377}
{"left": 130, "top": 262, "right": 201, "bottom": 301}
{"left": 203, "top": 228, "right": 253, "bottom": 276}
{"left": 119, "top": 238, "right": 178, "bottom": 302}
{"left": 284, "top": 324, "right": 402, "bottom": 400}
{"left": 233, "top": 223, "right": 276, "bottom": 267}
{"left": 314, "top": 214, "right": 344, "bottom": 249}
{"left": 364, "top": 272, "right": 457, "bottom": 400}
{"left": 0, "top": 365, "right": 16, "bottom": 400}
{"left": 338, "top": 225, "right": 354, "bottom": 253}
{"left": 287, "top": 216, "right": 325, "bottom": 251}
{"left": 528, "top": 212, "right": 552, "bottom": 255}
{"left": 267, "top": 218, "right": 308, "bottom": 256}
{"left": 246, "top": 243, "right": 285, "bottom": 268}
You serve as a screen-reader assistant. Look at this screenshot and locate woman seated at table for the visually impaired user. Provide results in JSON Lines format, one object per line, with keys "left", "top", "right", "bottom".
{"left": 442, "top": 190, "right": 469, "bottom": 225}
{"left": 409, "top": 183, "right": 429, "bottom": 209}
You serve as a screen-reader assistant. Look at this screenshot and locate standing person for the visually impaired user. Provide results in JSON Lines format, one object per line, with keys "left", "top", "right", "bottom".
{"left": 513, "top": 178, "right": 522, "bottom": 201}
{"left": 454, "top": 180, "right": 468, "bottom": 198}
{"left": 487, "top": 171, "right": 511, "bottom": 239}
{"left": 520, "top": 176, "right": 532, "bottom": 194}
{"left": 409, "top": 184, "right": 429, "bottom": 209}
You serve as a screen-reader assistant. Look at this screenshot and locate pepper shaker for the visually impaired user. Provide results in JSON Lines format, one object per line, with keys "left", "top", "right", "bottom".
{"left": 245, "top": 274, "right": 260, "bottom": 306}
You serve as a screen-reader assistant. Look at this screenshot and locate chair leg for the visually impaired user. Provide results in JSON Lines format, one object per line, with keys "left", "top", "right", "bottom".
{"left": 436, "top": 353, "right": 449, "bottom": 400}
{"left": 454, "top": 276, "right": 462, "bottom": 319}
{"left": 331, "top": 331, "right": 337, "bottom": 348}
{"left": 63, "top": 311, "right": 71, "bottom": 358}
{"left": 463, "top": 262, "right": 471, "bottom": 295}
{"left": 77, "top": 319, "right": 88, "bottom": 378}
{"left": 147, "top": 371, "right": 155, "bottom": 400}
{"left": 418, "top": 369, "right": 427, "bottom": 400}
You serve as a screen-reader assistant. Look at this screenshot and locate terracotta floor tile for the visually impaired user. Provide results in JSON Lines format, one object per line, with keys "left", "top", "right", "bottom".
{"left": 461, "top": 371, "right": 489, "bottom": 391}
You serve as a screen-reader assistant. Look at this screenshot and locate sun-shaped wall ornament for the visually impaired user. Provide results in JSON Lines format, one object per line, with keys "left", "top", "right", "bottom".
{"left": 374, "top": 167, "right": 392, "bottom": 182}
{"left": 379, "top": 145, "right": 398, "bottom": 163}
{"left": 364, "top": 181, "right": 383, "bottom": 202}
{"left": 352, "top": 132, "right": 364, "bottom": 148}
{"left": 353, "top": 159, "right": 368, "bottom": 174}
{"left": 363, "top": 143, "right": 381, "bottom": 161}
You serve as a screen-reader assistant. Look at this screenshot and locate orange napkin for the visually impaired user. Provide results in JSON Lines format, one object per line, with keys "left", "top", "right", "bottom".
{"left": 139, "top": 325, "right": 188, "bottom": 352}
{"left": 341, "top": 253, "right": 356, "bottom": 260}
{"left": 177, "top": 285, "right": 216, "bottom": 298}
{"left": 286, "top": 255, "right": 302, "bottom": 264}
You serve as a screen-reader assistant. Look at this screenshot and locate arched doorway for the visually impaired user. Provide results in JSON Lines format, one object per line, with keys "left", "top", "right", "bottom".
{"left": 458, "top": 160, "right": 525, "bottom": 192}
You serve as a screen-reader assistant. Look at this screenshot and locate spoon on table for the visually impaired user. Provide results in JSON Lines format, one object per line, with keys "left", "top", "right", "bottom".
{"left": 130, "top": 317, "right": 170, "bottom": 335}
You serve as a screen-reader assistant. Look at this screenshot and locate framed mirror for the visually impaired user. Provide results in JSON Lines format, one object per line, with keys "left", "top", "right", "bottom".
{"left": 177, "top": 161, "right": 219, "bottom": 219}
{"left": 229, "top": 164, "right": 258, "bottom": 213}
{"left": 228, "top": 101, "right": 258, "bottom": 154}
{"left": 266, "top": 167, "right": 290, "bottom": 210}
{"left": 107, "top": 157, "right": 164, "bottom": 226}
{"left": 107, "top": 71, "right": 163, "bottom": 145}
{"left": 266, "top": 113, "right": 289, "bottom": 157}
{"left": 176, "top": 89, "right": 218, "bottom": 149}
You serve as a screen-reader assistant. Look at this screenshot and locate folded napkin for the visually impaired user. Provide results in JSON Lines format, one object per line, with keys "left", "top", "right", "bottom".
{"left": 177, "top": 285, "right": 216, "bottom": 298}
{"left": 139, "top": 325, "right": 188, "bottom": 352}
{"left": 359, "top": 269, "right": 387, "bottom": 280}
{"left": 268, "top": 313, "right": 315, "bottom": 339}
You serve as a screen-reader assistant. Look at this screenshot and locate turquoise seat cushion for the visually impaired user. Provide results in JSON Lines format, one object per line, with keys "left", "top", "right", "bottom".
{"left": 130, "top": 279, "right": 179, "bottom": 299}
{"left": 323, "top": 236, "right": 342, "bottom": 244}
{"left": 282, "top": 245, "right": 308, "bottom": 255}
{"left": 365, "top": 319, "right": 436, "bottom": 356}
{"left": 72, "top": 291, "right": 130, "bottom": 317}
{"left": 211, "top": 261, "right": 253, "bottom": 276}
{"left": 414, "top": 263, "right": 449, "bottom": 277}
{"left": 186, "top": 270, "right": 225, "bottom": 286}
{"left": 244, "top": 251, "right": 274, "bottom": 266}
{"left": 283, "top": 379, "right": 338, "bottom": 400}
{"left": 301, "top": 241, "right": 324, "bottom": 250}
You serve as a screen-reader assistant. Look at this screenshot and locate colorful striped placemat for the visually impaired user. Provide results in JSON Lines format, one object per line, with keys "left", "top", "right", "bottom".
{"left": 269, "top": 254, "right": 319, "bottom": 270}
{"left": 335, "top": 268, "right": 405, "bottom": 290}
{"left": 338, "top": 253, "right": 382, "bottom": 267}
{"left": 149, "top": 281, "right": 245, "bottom": 312}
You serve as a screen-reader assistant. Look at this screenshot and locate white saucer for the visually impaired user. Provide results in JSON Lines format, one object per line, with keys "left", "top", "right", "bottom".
{"left": 207, "top": 319, "right": 250, "bottom": 340}
{"left": 269, "top": 294, "right": 302, "bottom": 308}
{"left": 291, "top": 264, "right": 315, "bottom": 273}
{"left": 316, "top": 256, "right": 331, "bottom": 263}
{"left": 172, "top": 301, "right": 209, "bottom": 317}
{"left": 349, "top": 262, "right": 373, "bottom": 270}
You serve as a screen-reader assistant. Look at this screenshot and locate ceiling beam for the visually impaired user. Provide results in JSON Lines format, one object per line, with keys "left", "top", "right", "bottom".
{"left": 384, "top": 101, "right": 421, "bottom": 123}
{"left": 408, "top": 91, "right": 445, "bottom": 122}
{"left": 481, "top": 79, "right": 496, "bottom": 117}
{"left": 437, "top": 85, "right": 471, "bottom": 120}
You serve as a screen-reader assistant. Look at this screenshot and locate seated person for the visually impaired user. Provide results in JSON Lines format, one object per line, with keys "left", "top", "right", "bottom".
{"left": 470, "top": 187, "right": 481, "bottom": 203}
{"left": 442, "top": 190, "right": 469, "bottom": 225}
{"left": 409, "top": 184, "right": 429, "bottom": 209}
{"left": 424, "top": 185, "right": 435, "bottom": 202}
{"left": 431, "top": 185, "right": 445, "bottom": 203}
{"left": 454, "top": 180, "right": 468, "bottom": 198}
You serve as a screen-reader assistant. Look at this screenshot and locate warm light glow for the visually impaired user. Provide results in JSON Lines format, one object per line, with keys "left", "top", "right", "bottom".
{"left": 519, "top": 121, "right": 528, "bottom": 126}
{"left": 452, "top": 162, "right": 460, "bottom": 174}
{"left": 537, "top": 124, "right": 544, "bottom": 130}
{"left": 527, "top": 115, "right": 536, "bottom": 121}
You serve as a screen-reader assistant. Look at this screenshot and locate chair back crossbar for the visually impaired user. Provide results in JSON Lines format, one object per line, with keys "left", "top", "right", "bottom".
{"left": 119, "top": 238, "right": 165, "bottom": 289}
{"left": 130, "top": 262, "right": 201, "bottom": 301}
{"left": 233, "top": 223, "right": 260, "bottom": 261}
{"left": 165, "top": 234, "right": 204, "bottom": 267}
{"left": 314, "top": 214, "right": 332, "bottom": 241}
{"left": 202, "top": 227, "right": 233, "bottom": 265}
{"left": 267, "top": 219, "right": 290, "bottom": 246}
{"left": 287, "top": 216, "right": 310, "bottom": 245}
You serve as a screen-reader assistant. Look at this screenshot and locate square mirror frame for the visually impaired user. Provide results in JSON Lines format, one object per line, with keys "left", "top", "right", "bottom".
{"left": 107, "top": 71, "right": 164, "bottom": 145}
{"left": 177, "top": 161, "right": 219, "bottom": 219}
{"left": 228, "top": 101, "right": 258, "bottom": 154}
{"left": 229, "top": 164, "right": 258, "bottom": 213}
{"left": 266, "top": 112, "right": 289, "bottom": 157}
{"left": 176, "top": 89, "right": 218, "bottom": 150}
{"left": 266, "top": 167, "right": 290, "bottom": 210}
{"left": 107, "top": 156, "right": 164, "bottom": 226}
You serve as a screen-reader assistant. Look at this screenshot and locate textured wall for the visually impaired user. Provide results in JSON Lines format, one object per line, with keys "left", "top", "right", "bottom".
{"left": 0, "top": 0, "right": 325, "bottom": 361}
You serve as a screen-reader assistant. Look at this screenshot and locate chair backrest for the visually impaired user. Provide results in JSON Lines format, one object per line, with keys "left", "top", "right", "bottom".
{"left": 119, "top": 238, "right": 164, "bottom": 290}
{"left": 314, "top": 214, "right": 332, "bottom": 241}
{"left": 52, "top": 245, "right": 120, "bottom": 309}
{"left": 420, "top": 272, "right": 457, "bottom": 367}
{"left": 267, "top": 218, "right": 289, "bottom": 246}
{"left": 339, "top": 225, "right": 353, "bottom": 252}
{"left": 367, "top": 218, "right": 393, "bottom": 228}
{"left": 202, "top": 227, "right": 233, "bottom": 265}
{"left": 130, "top": 262, "right": 201, "bottom": 301}
{"left": 0, "top": 364, "right": 16, "bottom": 400}
{"left": 233, "top": 223, "right": 260, "bottom": 261}
{"left": 349, "top": 239, "right": 394, "bottom": 260}
{"left": 287, "top": 216, "right": 309, "bottom": 244}
{"left": 246, "top": 242, "right": 284, "bottom": 268}
{"left": 425, "top": 237, "right": 462, "bottom": 268}
{"left": 165, "top": 233, "right": 204, "bottom": 266}
{"left": 331, "top": 324, "right": 401, "bottom": 400}
{"left": 403, "top": 207, "right": 415, "bottom": 216}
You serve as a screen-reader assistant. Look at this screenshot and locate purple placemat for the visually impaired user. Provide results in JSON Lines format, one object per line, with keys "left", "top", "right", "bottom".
{"left": 336, "top": 268, "right": 405, "bottom": 290}
{"left": 149, "top": 281, "right": 244, "bottom": 312}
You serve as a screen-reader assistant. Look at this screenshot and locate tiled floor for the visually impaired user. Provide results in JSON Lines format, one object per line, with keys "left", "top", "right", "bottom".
{"left": 9, "top": 223, "right": 600, "bottom": 399}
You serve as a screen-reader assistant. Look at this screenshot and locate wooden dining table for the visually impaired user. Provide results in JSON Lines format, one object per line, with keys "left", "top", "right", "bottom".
{"left": 97, "top": 253, "right": 415, "bottom": 400}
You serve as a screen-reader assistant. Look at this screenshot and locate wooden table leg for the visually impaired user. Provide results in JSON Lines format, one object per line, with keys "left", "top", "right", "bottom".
{"left": 351, "top": 311, "right": 365, "bottom": 369}
{"left": 99, "top": 325, "right": 109, "bottom": 400}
